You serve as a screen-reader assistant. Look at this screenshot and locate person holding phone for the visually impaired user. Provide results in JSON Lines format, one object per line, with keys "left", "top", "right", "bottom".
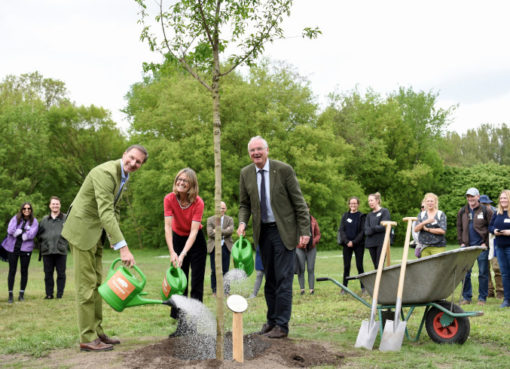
{"left": 489, "top": 189, "right": 510, "bottom": 308}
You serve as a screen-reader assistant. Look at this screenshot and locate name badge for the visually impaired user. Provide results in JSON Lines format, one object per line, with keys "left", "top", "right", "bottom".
{"left": 468, "top": 213, "right": 473, "bottom": 220}
{"left": 347, "top": 218, "right": 352, "bottom": 223}
{"left": 376, "top": 212, "right": 382, "bottom": 217}
{"left": 477, "top": 213, "right": 484, "bottom": 219}
{"left": 504, "top": 219, "right": 510, "bottom": 223}
{"left": 431, "top": 221, "right": 438, "bottom": 225}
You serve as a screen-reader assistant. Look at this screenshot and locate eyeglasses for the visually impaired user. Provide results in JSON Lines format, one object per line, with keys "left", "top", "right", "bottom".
{"left": 23, "top": 207, "right": 32, "bottom": 211}
{"left": 176, "top": 177, "right": 189, "bottom": 184}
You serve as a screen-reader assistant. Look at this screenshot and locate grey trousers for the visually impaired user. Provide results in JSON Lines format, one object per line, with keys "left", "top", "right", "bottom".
{"left": 295, "top": 247, "right": 317, "bottom": 290}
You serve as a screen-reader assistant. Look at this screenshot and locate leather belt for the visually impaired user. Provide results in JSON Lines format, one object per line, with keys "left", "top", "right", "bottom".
{"left": 262, "top": 222, "right": 277, "bottom": 228}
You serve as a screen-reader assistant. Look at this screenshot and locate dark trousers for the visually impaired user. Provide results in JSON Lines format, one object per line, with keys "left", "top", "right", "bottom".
{"left": 170, "top": 230, "right": 207, "bottom": 319}
{"left": 259, "top": 223, "right": 295, "bottom": 333}
{"left": 210, "top": 245, "right": 231, "bottom": 293}
{"left": 43, "top": 254, "right": 67, "bottom": 297}
{"left": 368, "top": 245, "right": 383, "bottom": 270}
{"left": 342, "top": 245, "right": 365, "bottom": 288}
{"left": 8, "top": 251, "right": 32, "bottom": 291}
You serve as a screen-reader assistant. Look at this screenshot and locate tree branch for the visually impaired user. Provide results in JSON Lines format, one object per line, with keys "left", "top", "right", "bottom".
{"left": 158, "top": 0, "right": 212, "bottom": 91}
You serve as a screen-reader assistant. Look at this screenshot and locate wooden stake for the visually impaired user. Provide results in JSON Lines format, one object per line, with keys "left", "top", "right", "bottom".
{"left": 232, "top": 312, "right": 244, "bottom": 363}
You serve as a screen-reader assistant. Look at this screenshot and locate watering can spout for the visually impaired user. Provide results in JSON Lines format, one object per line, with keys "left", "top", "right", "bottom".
{"left": 162, "top": 296, "right": 177, "bottom": 308}
{"left": 125, "top": 294, "right": 164, "bottom": 308}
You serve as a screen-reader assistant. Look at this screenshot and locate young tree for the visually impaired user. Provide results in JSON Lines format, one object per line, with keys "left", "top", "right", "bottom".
{"left": 134, "top": 0, "right": 319, "bottom": 358}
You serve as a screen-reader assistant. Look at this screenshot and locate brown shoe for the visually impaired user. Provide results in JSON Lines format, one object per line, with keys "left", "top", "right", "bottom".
{"left": 460, "top": 299, "right": 471, "bottom": 305}
{"left": 477, "top": 300, "right": 486, "bottom": 306}
{"left": 80, "top": 338, "right": 113, "bottom": 352}
{"left": 98, "top": 334, "right": 121, "bottom": 345}
{"left": 488, "top": 292, "right": 495, "bottom": 298}
{"left": 497, "top": 292, "right": 504, "bottom": 299}
{"left": 258, "top": 323, "right": 274, "bottom": 335}
{"left": 265, "top": 326, "right": 288, "bottom": 339}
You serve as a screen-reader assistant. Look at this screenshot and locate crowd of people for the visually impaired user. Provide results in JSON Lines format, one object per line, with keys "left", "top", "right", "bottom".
{"left": 335, "top": 187, "right": 509, "bottom": 309}
{"left": 2, "top": 139, "right": 510, "bottom": 353}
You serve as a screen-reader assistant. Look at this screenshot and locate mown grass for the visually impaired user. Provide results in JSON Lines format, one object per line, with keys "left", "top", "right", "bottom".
{"left": 1, "top": 245, "right": 509, "bottom": 368}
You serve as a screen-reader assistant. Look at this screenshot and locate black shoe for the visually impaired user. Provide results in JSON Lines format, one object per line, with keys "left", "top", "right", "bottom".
{"left": 265, "top": 326, "right": 288, "bottom": 339}
{"left": 168, "top": 320, "right": 186, "bottom": 338}
{"left": 56, "top": 294, "right": 63, "bottom": 299}
{"left": 168, "top": 329, "right": 184, "bottom": 338}
{"left": 45, "top": 295, "right": 54, "bottom": 300}
{"left": 18, "top": 292, "right": 24, "bottom": 302}
{"left": 8, "top": 293, "right": 13, "bottom": 304}
{"left": 258, "top": 323, "right": 275, "bottom": 335}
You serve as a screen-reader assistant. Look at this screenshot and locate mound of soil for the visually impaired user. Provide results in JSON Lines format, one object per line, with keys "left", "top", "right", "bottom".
{"left": 126, "top": 333, "right": 345, "bottom": 369}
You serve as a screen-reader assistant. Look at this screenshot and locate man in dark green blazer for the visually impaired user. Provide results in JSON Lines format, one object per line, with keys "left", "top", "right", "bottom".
{"left": 62, "top": 145, "right": 148, "bottom": 352}
{"left": 237, "top": 136, "right": 310, "bottom": 339}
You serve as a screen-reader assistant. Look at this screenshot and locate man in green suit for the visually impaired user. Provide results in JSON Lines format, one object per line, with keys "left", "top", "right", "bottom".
{"left": 237, "top": 136, "right": 310, "bottom": 339}
{"left": 62, "top": 145, "right": 148, "bottom": 352}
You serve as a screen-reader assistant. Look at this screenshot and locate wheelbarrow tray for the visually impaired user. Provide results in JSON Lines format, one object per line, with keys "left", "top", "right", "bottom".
{"left": 348, "top": 246, "right": 484, "bottom": 305}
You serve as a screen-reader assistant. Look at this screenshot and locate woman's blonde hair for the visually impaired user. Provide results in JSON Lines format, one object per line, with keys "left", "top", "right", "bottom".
{"left": 173, "top": 168, "right": 199, "bottom": 204}
{"left": 368, "top": 192, "right": 381, "bottom": 205}
{"left": 422, "top": 193, "right": 439, "bottom": 210}
{"left": 498, "top": 189, "right": 510, "bottom": 216}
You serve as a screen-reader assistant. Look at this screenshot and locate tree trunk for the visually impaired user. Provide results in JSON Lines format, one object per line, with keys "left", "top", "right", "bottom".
{"left": 212, "top": 69, "right": 224, "bottom": 361}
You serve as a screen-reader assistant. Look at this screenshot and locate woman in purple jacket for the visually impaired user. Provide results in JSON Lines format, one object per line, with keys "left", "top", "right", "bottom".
{"left": 2, "top": 202, "right": 39, "bottom": 303}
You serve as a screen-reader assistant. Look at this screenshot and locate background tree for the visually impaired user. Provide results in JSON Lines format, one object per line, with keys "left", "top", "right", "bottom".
{"left": 320, "top": 88, "right": 453, "bottom": 243}
{"left": 0, "top": 72, "right": 126, "bottom": 227}
{"left": 439, "top": 123, "right": 510, "bottom": 166}
{"left": 134, "top": 0, "right": 319, "bottom": 357}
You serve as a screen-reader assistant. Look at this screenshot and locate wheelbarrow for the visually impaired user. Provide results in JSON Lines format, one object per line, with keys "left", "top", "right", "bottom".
{"left": 317, "top": 246, "right": 485, "bottom": 344}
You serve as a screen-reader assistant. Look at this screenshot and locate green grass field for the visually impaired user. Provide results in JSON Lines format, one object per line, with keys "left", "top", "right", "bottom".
{"left": 1, "top": 245, "right": 509, "bottom": 368}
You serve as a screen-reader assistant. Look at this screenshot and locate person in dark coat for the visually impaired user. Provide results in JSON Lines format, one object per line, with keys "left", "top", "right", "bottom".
{"left": 338, "top": 196, "right": 366, "bottom": 293}
{"left": 37, "top": 196, "right": 69, "bottom": 299}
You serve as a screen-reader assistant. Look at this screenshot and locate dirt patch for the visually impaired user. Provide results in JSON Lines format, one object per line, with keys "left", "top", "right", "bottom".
{"left": 126, "top": 333, "right": 344, "bottom": 369}
{"left": 1, "top": 334, "right": 344, "bottom": 369}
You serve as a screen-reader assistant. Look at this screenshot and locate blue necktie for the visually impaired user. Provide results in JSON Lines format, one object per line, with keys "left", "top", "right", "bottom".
{"left": 114, "top": 178, "right": 127, "bottom": 205}
{"left": 259, "top": 170, "right": 268, "bottom": 222}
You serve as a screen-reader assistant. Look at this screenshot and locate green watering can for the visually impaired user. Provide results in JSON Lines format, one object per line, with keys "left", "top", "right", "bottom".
{"left": 99, "top": 258, "right": 171, "bottom": 312}
{"left": 231, "top": 235, "right": 254, "bottom": 277}
{"left": 161, "top": 264, "right": 187, "bottom": 300}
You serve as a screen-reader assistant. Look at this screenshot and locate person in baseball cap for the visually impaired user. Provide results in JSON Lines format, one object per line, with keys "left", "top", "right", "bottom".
{"left": 466, "top": 187, "right": 480, "bottom": 197}
{"left": 457, "top": 186, "right": 493, "bottom": 305}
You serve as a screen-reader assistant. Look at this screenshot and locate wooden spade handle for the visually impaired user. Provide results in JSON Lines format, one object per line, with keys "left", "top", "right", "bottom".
{"left": 381, "top": 221, "right": 397, "bottom": 266}
{"left": 396, "top": 217, "right": 418, "bottom": 299}
{"left": 371, "top": 221, "right": 397, "bottom": 316}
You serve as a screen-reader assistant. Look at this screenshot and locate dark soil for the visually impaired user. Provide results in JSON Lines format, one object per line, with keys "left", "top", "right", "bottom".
{"left": 126, "top": 333, "right": 345, "bottom": 368}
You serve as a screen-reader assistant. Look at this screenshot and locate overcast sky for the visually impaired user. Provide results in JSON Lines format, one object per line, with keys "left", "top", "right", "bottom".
{"left": 2, "top": 0, "right": 509, "bottom": 134}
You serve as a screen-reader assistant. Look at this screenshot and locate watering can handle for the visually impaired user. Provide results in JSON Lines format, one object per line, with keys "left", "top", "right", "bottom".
{"left": 110, "top": 258, "right": 123, "bottom": 273}
{"left": 108, "top": 258, "right": 147, "bottom": 289}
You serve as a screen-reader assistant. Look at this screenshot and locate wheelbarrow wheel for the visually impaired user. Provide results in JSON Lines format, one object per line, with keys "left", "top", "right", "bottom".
{"left": 425, "top": 301, "right": 470, "bottom": 344}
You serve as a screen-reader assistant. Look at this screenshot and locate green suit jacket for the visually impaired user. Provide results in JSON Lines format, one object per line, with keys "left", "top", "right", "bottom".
{"left": 62, "top": 160, "right": 125, "bottom": 250}
{"left": 238, "top": 159, "right": 310, "bottom": 250}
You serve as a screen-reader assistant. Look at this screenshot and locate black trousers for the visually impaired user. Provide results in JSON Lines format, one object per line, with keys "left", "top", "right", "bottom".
{"left": 368, "top": 245, "right": 384, "bottom": 270}
{"left": 43, "top": 254, "right": 67, "bottom": 297}
{"left": 209, "top": 244, "right": 231, "bottom": 293}
{"left": 259, "top": 223, "right": 295, "bottom": 333}
{"left": 342, "top": 245, "right": 365, "bottom": 288}
{"left": 8, "top": 251, "right": 32, "bottom": 291}
{"left": 170, "top": 229, "right": 207, "bottom": 319}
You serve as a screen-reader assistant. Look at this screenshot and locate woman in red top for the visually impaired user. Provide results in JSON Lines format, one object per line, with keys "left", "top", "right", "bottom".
{"left": 164, "top": 168, "right": 207, "bottom": 336}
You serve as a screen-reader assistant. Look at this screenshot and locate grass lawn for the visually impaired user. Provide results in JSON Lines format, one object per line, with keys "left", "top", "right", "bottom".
{"left": 1, "top": 245, "right": 509, "bottom": 368}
